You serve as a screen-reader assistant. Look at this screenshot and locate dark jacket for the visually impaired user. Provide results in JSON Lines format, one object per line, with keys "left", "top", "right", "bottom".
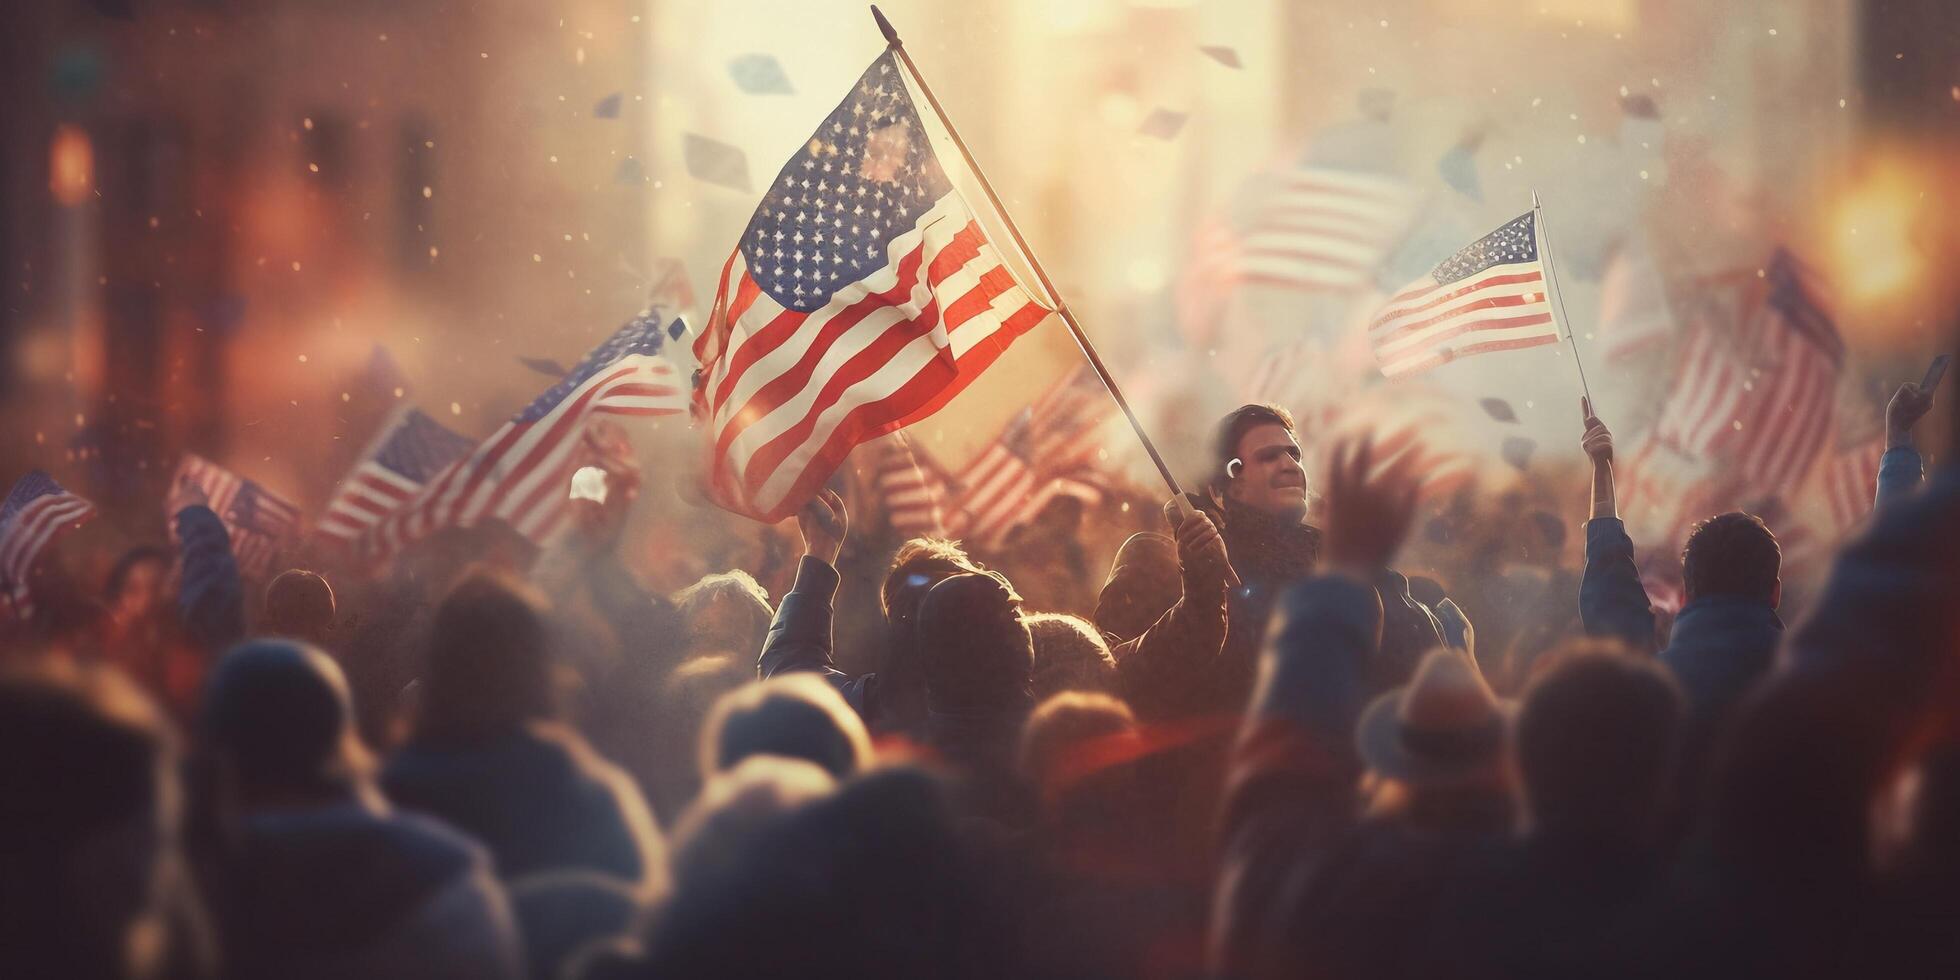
{"left": 382, "top": 722, "right": 665, "bottom": 893}
{"left": 758, "top": 555, "right": 895, "bottom": 722}
{"left": 1198, "top": 495, "right": 1447, "bottom": 710}
{"left": 213, "top": 801, "right": 523, "bottom": 980}
{"left": 1095, "top": 532, "right": 1232, "bottom": 721}
{"left": 1211, "top": 575, "right": 1506, "bottom": 980}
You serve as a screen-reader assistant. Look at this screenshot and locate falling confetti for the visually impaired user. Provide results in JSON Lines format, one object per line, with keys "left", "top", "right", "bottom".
{"left": 1198, "top": 45, "right": 1242, "bottom": 69}
{"left": 593, "top": 92, "right": 622, "bottom": 118}
{"left": 518, "top": 356, "right": 570, "bottom": 377}
{"left": 728, "top": 53, "right": 794, "bottom": 95}
{"left": 1480, "top": 398, "right": 1519, "bottom": 423}
{"left": 682, "top": 134, "right": 752, "bottom": 191}
{"left": 1137, "top": 109, "right": 1188, "bottom": 140}
{"left": 1501, "top": 437, "right": 1536, "bottom": 471}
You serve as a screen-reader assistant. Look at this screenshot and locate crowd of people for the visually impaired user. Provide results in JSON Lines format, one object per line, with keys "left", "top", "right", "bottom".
{"left": 4, "top": 371, "right": 1959, "bottom": 980}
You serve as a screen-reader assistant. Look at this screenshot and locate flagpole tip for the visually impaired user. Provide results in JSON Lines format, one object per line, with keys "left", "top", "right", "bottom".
{"left": 870, "top": 5, "right": 901, "bottom": 46}
{"left": 1530, "top": 189, "right": 1541, "bottom": 208}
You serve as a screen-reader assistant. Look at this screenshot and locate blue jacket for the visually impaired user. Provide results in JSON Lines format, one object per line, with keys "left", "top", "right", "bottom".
{"left": 1580, "top": 445, "right": 1926, "bottom": 755}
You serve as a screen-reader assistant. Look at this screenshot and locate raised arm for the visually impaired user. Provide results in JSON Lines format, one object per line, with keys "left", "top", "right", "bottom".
{"left": 1112, "top": 507, "right": 1231, "bottom": 719}
{"left": 1576, "top": 400, "right": 1658, "bottom": 652}
{"left": 756, "top": 490, "right": 877, "bottom": 713}
{"left": 1212, "top": 438, "right": 1407, "bottom": 977}
{"left": 169, "top": 475, "right": 245, "bottom": 654}
{"left": 1877, "top": 379, "right": 1933, "bottom": 507}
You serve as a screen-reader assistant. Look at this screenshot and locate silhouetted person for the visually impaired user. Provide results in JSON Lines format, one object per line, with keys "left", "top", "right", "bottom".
{"left": 259, "top": 570, "right": 336, "bottom": 647}
{"left": 699, "top": 672, "right": 872, "bottom": 781}
{"left": 196, "top": 639, "right": 522, "bottom": 979}
{"left": 0, "top": 659, "right": 212, "bottom": 980}
{"left": 382, "top": 573, "right": 666, "bottom": 895}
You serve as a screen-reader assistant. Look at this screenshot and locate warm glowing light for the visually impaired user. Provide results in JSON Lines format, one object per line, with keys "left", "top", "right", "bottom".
{"left": 1830, "top": 166, "right": 1925, "bottom": 302}
{"left": 49, "top": 124, "right": 93, "bottom": 206}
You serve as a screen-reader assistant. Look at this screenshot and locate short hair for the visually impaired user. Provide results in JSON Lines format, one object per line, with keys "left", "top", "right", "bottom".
{"left": 1516, "top": 641, "right": 1682, "bottom": 838}
{"left": 700, "top": 674, "right": 872, "bottom": 780}
{"left": 1681, "top": 512, "right": 1780, "bottom": 603}
{"left": 1019, "top": 691, "right": 1138, "bottom": 807}
{"left": 1024, "top": 613, "right": 1118, "bottom": 700}
{"left": 0, "top": 660, "right": 178, "bottom": 974}
{"left": 1211, "top": 403, "right": 1296, "bottom": 490}
{"left": 416, "top": 571, "right": 555, "bottom": 741}
{"left": 0, "top": 658, "right": 174, "bottom": 851}
{"left": 201, "top": 639, "right": 370, "bottom": 796}
{"left": 261, "top": 569, "right": 336, "bottom": 643}
{"left": 103, "top": 546, "right": 171, "bottom": 601}
{"left": 672, "top": 571, "right": 773, "bottom": 636}
{"left": 669, "top": 756, "right": 836, "bottom": 889}
{"left": 880, "top": 538, "right": 986, "bottom": 623}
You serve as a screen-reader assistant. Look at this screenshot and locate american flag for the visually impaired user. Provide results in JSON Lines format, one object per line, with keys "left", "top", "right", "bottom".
{"left": 691, "top": 51, "right": 1049, "bottom": 523}
{"left": 872, "top": 430, "right": 957, "bottom": 538}
{"left": 315, "top": 407, "right": 476, "bottom": 555}
{"left": 1819, "top": 437, "right": 1883, "bottom": 534}
{"left": 1651, "top": 253, "right": 1842, "bottom": 489}
{"left": 1233, "top": 167, "right": 1421, "bottom": 292}
{"left": 1616, "top": 435, "right": 1723, "bottom": 556}
{"left": 357, "top": 313, "right": 687, "bottom": 564}
{"left": 951, "top": 369, "right": 1117, "bottom": 546}
{"left": 0, "top": 471, "right": 95, "bottom": 619}
{"left": 1732, "top": 251, "right": 1843, "bottom": 489}
{"left": 1596, "top": 236, "right": 1674, "bottom": 362}
{"left": 173, "top": 455, "right": 303, "bottom": 581}
{"left": 1367, "top": 210, "right": 1558, "bottom": 379}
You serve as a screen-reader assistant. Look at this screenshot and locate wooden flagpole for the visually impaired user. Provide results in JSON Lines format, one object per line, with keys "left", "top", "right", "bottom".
{"left": 871, "top": 5, "right": 1190, "bottom": 509}
{"left": 1530, "top": 190, "right": 1596, "bottom": 407}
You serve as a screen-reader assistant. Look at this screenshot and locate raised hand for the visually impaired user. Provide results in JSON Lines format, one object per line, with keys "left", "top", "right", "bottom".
{"left": 1580, "top": 397, "right": 1613, "bottom": 466}
{"left": 1581, "top": 397, "right": 1617, "bottom": 521}
{"left": 1887, "top": 381, "right": 1935, "bottom": 449}
{"left": 1320, "top": 437, "right": 1418, "bottom": 577}
{"left": 165, "top": 473, "right": 209, "bottom": 516}
{"left": 796, "top": 488, "right": 848, "bottom": 565}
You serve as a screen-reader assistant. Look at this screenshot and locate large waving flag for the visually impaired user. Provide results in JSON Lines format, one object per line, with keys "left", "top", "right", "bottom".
{"left": 1367, "top": 211, "right": 1558, "bottom": 378}
{"left": 0, "top": 471, "right": 96, "bottom": 619}
{"left": 692, "top": 51, "right": 1050, "bottom": 523}
{"left": 173, "top": 455, "right": 303, "bottom": 580}
{"left": 358, "top": 313, "right": 687, "bottom": 564}
{"left": 315, "top": 407, "right": 476, "bottom": 555}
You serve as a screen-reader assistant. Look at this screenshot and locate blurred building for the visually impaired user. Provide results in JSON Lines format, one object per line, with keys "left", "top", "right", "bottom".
{"left": 2, "top": 0, "right": 655, "bottom": 523}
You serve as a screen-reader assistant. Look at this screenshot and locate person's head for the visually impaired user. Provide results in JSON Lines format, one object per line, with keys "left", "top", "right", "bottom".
{"left": 103, "top": 546, "right": 171, "bottom": 625}
{"left": 700, "top": 674, "right": 872, "bottom": 781}
{"left": 880, "top": 537, "right": 989, "bottom": 629}
{"left": 1681, "top": 512, "right": 1781, "bottom": 607}
{"left": 1515, "top": 642, "right": 1682, "bottom": 843}
{"left": 416, "top": 571, "right": 556, "bottom": 741}
{"left": 200, "top": 639, "right": 372, "bottom": 805}
{"left": 260, "top": 569, "right": 336, "bottom": 645}
{"left": 671, "top": 571, "right": 773, "bottom": 655}
{"left": 1355, "top": 647, "right": 1514, "bottom": 830}
{"left": 1212, "top": 404, "right": 1308, "bottom": 521}
{"left": 1025, "top": 612, "right": 1118, "bottom": 700}
{"left": 1093, "top": 532, "right": 1180, "bottom": 644}
{"left": 0, "top": 659, "right": 183, "bottom": 979}
{"left": 668, "top": 756, "right": 836, "bottom": 890}
{"left": 1019, "top": 691, "right": 1140, "bottom": 821}
{"left": 916, "top": 572, "right": 1033, "bottom": 715}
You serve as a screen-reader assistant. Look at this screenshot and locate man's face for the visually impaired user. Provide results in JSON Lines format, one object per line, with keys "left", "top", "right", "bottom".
{"left": 1226, "top": 423, "right": 1309, "bottom": 522}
